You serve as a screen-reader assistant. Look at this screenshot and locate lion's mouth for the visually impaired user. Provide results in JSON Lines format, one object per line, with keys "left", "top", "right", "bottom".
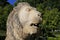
{"left": 30, "top": 23, "right": 40, "bottom": 27}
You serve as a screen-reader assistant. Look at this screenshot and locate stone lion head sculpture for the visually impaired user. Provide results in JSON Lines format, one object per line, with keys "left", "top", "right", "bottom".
{"left": 5, "top": 2, "right": 42, "bottom": 40}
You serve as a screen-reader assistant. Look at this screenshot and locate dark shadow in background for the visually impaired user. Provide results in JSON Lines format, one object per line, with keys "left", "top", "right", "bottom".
{"left": 0, "top": 36, "right": 6, "bottom": 40}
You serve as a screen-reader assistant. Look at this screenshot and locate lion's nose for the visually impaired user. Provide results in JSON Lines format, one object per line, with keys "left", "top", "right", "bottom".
{"left": 38, "top": 14, "right": 42, "bottom": 18}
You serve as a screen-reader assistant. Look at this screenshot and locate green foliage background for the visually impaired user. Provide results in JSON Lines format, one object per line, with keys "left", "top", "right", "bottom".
{"left": 0, "top": 0, "right": 60, "bottom": 40}
{"left": 0, "top": 0, "right": 13, "bottom": 36}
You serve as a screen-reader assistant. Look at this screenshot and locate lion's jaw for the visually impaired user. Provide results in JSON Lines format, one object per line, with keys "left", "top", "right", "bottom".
{"left": 23, "top": 24, "right": 38, "bottom": 34}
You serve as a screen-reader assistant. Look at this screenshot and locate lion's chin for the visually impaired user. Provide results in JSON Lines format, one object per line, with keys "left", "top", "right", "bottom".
{"left": 24, "top": 31, "right": 40, "bottom": 40}
{"left": 23, "top": 22, "right": 40, "bottom": 35}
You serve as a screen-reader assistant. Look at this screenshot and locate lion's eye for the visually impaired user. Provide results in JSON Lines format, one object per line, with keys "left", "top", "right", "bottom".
{"left": 28, "top": 9, "right": 31, "bottom": 11}
{"left": 27, "top": 8, "right": 31, "bottom": 11}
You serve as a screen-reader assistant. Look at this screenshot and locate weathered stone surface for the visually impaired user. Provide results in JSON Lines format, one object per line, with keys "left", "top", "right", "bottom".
{"left": 5, "top": 2, "right": 42, "bottom": 40}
